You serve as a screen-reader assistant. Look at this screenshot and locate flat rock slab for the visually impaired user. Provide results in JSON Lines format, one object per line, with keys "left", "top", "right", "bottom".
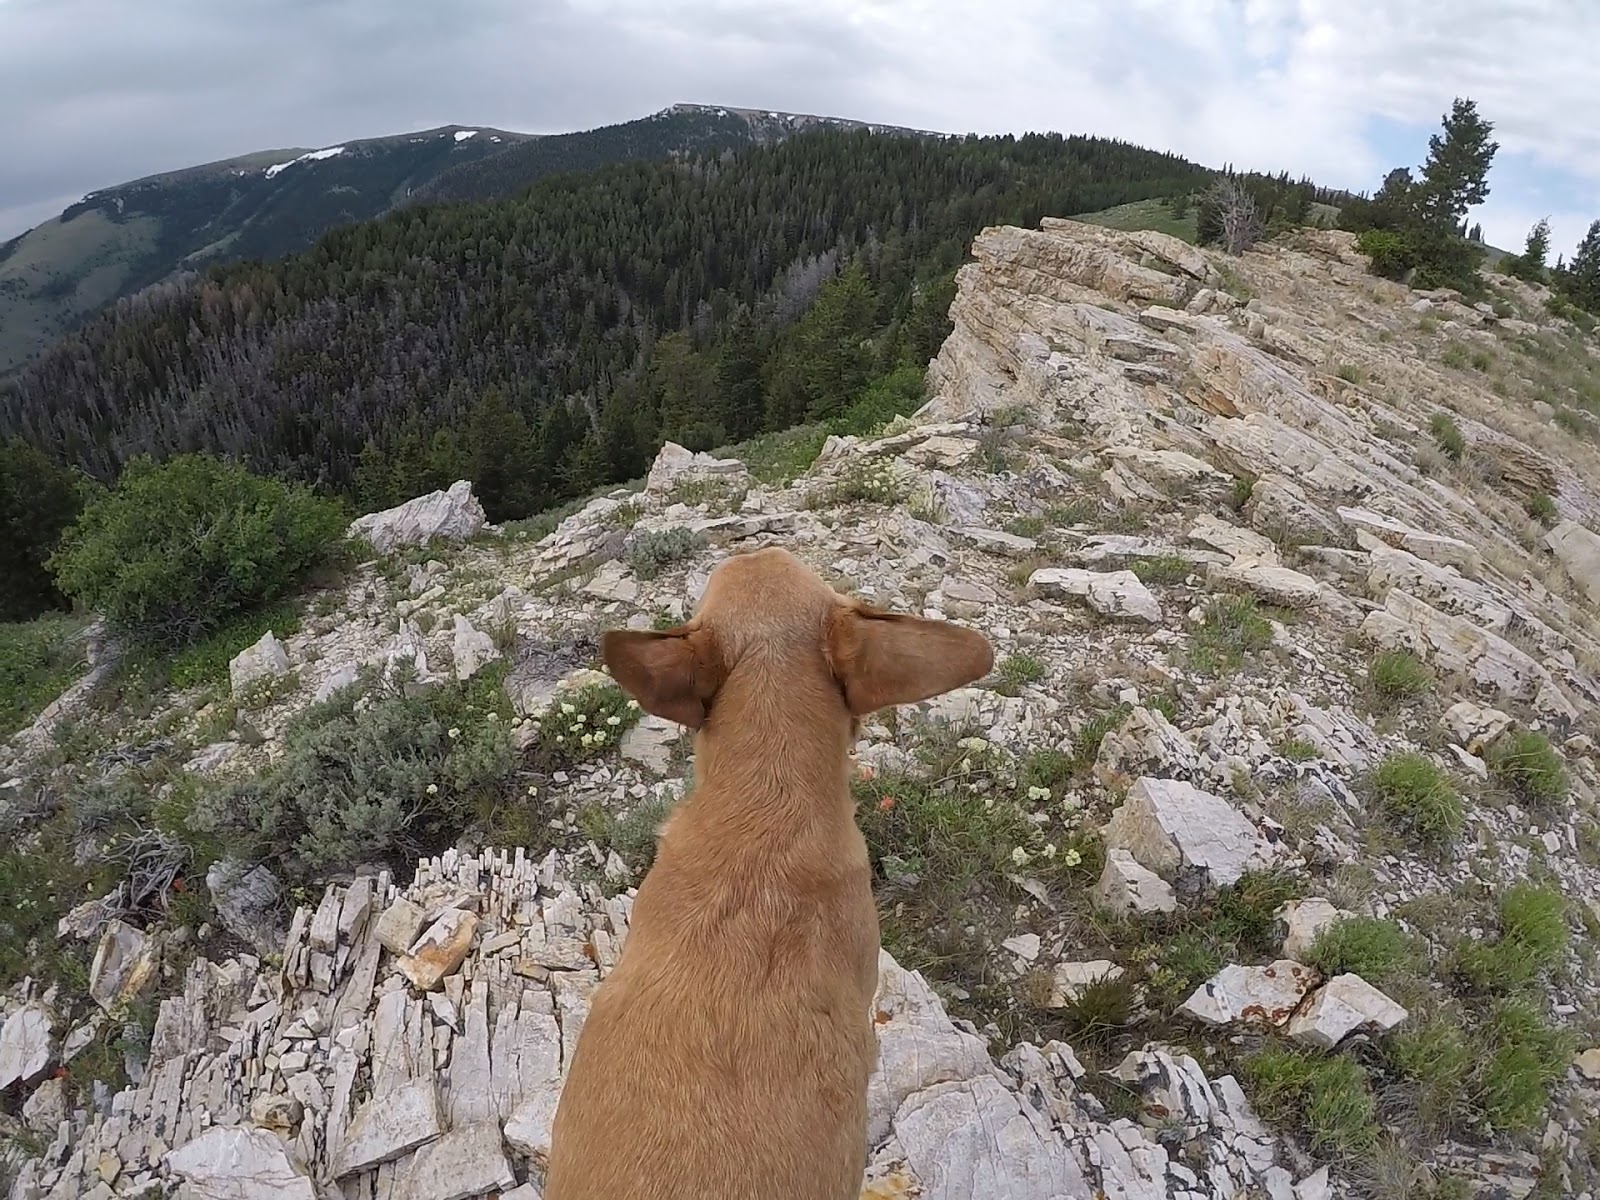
{"left": 399, "top": 1119, "right": 514, "bottom": 1200}
{"left": 0, "top": 1006, "right": 54, "bottom": 1090}
{"left": 1180, "top": 961, "right": 1316, "bottom": 1027}
{"left": 1094, "top": 847, "right": 1177, "bottom": 914}
{"left": 1029, "top": 567, "right": 1161, "bottom": 623}
{"left": 164, "top": 1126, "right": 316, "bottom": 1200}
{"left": 1287, "top": 974, "right": 1408, "bottom": 1049}
{"left": 334, "top": 1076, "right": 443, "bottom": 1176}
{"left": 1103, "top": 777, "right": 1287, "bottom": 888}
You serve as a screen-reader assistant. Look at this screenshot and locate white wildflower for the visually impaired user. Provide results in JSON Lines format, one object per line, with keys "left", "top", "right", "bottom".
{"left": 1011, "top": 846, "right": 1031, "bottom": 866}
{"left": 426, "top": 784, "right": 438, "bottom": 796}
{"left": 447, "top": 727, "right": 461, "bottom": 740}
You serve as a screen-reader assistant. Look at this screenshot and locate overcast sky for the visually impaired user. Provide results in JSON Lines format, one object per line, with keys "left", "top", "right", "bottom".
{"left": 3, "top": 0, "right": 1596, "bottom": 255}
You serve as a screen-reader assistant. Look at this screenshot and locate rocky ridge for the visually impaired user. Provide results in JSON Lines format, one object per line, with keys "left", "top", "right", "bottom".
{"left": 6, "top": 217, "right": 1600, "bottom": 1198}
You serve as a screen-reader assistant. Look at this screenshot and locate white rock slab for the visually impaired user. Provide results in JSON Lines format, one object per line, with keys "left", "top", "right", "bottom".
{"left": 164, "top": 1126, "right": 316, "bottom": 1200}
{"left": 1286, "top": 974, "right": 1408, "bottom": 1049}
{"left": 1179, "top": 961, "right": 1315, "bottom": 1027}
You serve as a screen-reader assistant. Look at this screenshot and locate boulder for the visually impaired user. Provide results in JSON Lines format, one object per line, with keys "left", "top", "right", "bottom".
{"left": 1337, "top": 506, "right": 1481, "bottom": 575}
{"left": 249, "top": 1093, "right": 304, "bottom": 1132}
{"left": 22, "top": 1073, "right": 67, "bottom": 1133}
{"left": 228, "top": 631, "right": 291, "bottom": 697}
{"left": 333, "top": 1077, "right": 442, "bottom": 1176}
{"left": 1179, "top": 961, "right": 1316, "bottom": 1027}
{"left": 1102, "top": 777, "right": 1287, "bottom": 889}
{"left": 402, "top": 1120, "right": 516, "bottom": 1200}
{"left": 1440, "top": 700, "right": 1514, "bottom": 755}
{"left": 1544, "top": 520, "right": 1600, "bottom": 605}
{"left": 1207, "top": 560, "right": 1326, "bottom": 609}
{"left": 1275, "top": 898, "right": 1352, "bottom": 961}
{"left": 1093, "top": 705, "right": 1200, "bottom": 786}
{"left": 502, "top": 1077, "right": 564, "bottom": 1159}
{"left": 450, "top": 615, "right": 500, "bottom": 682}
{"left": 0, "top": 1006, "right": 54, "bottom": 1090}
{"left": 165, "top": 1126, "right": 315, "bottom": 1200}
{"left": 1287, "top": 974, "right": 1407, "bottom": 1048}
{"left": 374, "top": 898, "right": 429, "bottom": 956}
{"left": 207, "top": 861, "right": 286, "bottom": 957}
{"left": 1029, "top": 567, "right": 1161, "bottom": 623}
{"left": 349, "top": 481, "right": 487, "bottom": 553}
{"left": 644, "top": 442, "right": 748, "bottom": 495}
{"left": 1094, "top": 847, "right": 1178, "bottom": 915}
{"left": 89, "top": 920, "right": 159, "bottom": 1013}
{"left": 397, "top": 909, "right": 478, "bottom": 991}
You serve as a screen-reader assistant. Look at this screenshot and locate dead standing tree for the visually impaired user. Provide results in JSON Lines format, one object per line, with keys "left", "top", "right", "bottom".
{"left": 1204, "top": 178, "right": 1263, "bottom": 255}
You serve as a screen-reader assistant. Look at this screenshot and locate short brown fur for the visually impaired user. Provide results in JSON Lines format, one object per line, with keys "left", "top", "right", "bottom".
{"left": 545, "top": 547, "right": 993, "bottom": 1199}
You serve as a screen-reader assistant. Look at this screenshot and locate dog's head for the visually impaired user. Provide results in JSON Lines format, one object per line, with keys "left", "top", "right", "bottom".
{"left": 601, "top": 547, "right": 993, "bottom": 730}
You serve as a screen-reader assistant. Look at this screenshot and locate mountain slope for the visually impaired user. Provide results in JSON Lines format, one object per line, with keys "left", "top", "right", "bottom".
{"left": 3, "top": 129, "right": 1213, "bottom": 518}
{"left": 0, "top": 126, "right": 531, "bottom": 373}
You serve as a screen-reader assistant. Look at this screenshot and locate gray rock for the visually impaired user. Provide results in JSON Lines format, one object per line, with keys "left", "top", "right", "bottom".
{"left": 1103, "top": 777, "right": 1288, "bottom": 889}
{"left": 374, "top": 897, "right": 428, "bottom": 956}
{"left": 88, "top": 920, "right": 158, "bottom": 1013}
{"left": 618, "top": 714, "right": 679, "bottom": 774}
{"left": 164, "top": 1125, "right": 315, "bottom": 1200}
{"left": 399, "top": 1119, "right": 515, "bottom": 1200}
{"left": 334, "top": 1077, "right": 442, "bottom": 1176}
{"left": 228, "top": 630, "right": 290, "bottom": 697}
{"left": 22, "top": 1073, "right": 67, "bottom": 1133}
{"left": 1094, "top": 848, "right": 1177, "bottom": 915}
{"left": 1545, "top": 520, "right": 1600, "bottom": 604}
{"left": 1029, "top": 567, "right": 1161, "bottom": 623}
{"left": 349, "top": 480, "right": 487, "bottom": 552}
{"left": 207, "top": 861, "right": 286, "bottom": 957}
{"left": 1286, "top": 974, "right": 1408, "bottom": 1048}
{"left": 451, "top": 614, "right": 500, "bottom": 681}
{"left": 1180, "top": 960, "right": 1316, "bottom": 1027}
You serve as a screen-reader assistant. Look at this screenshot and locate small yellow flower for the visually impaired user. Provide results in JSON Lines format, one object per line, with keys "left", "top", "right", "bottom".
{"left": 593, "top": 731, "right": 607, "bottom": 747}
{"left": 1062, "top": 848, "right": 1083, "bottom": 868}
{"left": 447, "top": 727, "right": 461, "bottom": 740}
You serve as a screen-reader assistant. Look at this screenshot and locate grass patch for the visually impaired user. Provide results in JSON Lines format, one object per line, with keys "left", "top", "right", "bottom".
{"left": 1476, "top": 998, "right": 1573, "bottom": 1131}
{"left": 1335, "top": 363, "right": 1364, "bottom": 384}
{"left": 1005, "top": 515, "right": 1047, "bottom": 538}
{"left": 1429, "top": 412, "right": 1466, "bottom": 460}
{"left": 1188, "top": 594, "right": 1273, "bottom": 673}
{"left": 1303, "top": 917, "right": 1417, "bottom": 987}
{"left": 0, "top": 613, "right": 90, "bottom": 737}
{"left": 1130, "top": 554, "right": 1192, "bottom": 585}
{"left": 1139, "top": 870, "right": 1306, "bottom": 1010}
{"left": 1241, "top": 1047, "right": 1377, "bottom": 1156}
{"left": 1279, "top": 738, "right": 1319, "bottom": 762}
{"left": 1523, "top": 491, "right": 1559, "bottom": 527}
{"left": 1485, "top": 730, "right": 1568, "bottom": 810}
{"left": 576, "top": 794, "right": 675, "bottom": 876}
{"left": 1369, "top": 649, "right": 1433, "bottom": 703}
{"left": 1371, "top": 751, "right": 1464, "bottom": 846}
{"left": 993, "top": 652, "right": 1046, "bottom": 696}
{"left": 1439, "top": 344, "right": 1472, "bottom": 371}
{"left": 1071, "top": 704, "right": 1130, "bottom": 773}
{"left": 1451, "top": 883, "right": 1568, "bottom": 994}
{"left": 1388, "top": 1011, "right": 1475, "bottom": 1138}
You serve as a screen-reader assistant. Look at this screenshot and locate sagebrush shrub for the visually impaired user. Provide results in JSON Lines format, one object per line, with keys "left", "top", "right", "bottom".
{"left": 624, "top": 527, "right": 707, "bottom": 580}
{"left": 50, "top": 454, "right": 346, "bottom": 647}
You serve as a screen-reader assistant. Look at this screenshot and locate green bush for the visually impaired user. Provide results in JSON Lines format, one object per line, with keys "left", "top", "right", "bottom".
{"left": 1, "top": 438, "right": 92, "bottom": 622}
{"left": 50, "top": 455, "right": 346, "bottom": 648}
{"left": 1485, "top": 730, "right": 1568, "bottom": 809}
{"left": 0, "top": 615, "right": 90, "bottom": 737}
{"left": 1304, "top": 917, "right": 1416, "bottom": 986}
{"left": 1429, "top": 412, "right": 1466, "bottom": 458}
{"left": 1242, "top": 1047, "right": 1377, "bottom": 1155}
{"left": 1369, "top": 649, "right": 1432, "bottom": 701}
{"left": 1372, "top": 751, "right": 1464, "bottom": 845}
{"left": 994, "top": 652, "right": 1046, "bottom": 695}
{"left": 624, "top": 527, "right": 707, "bottom": 580}
{"left": 1523, "top": 492, "right": 1559, "bottom": 527}
{"left": 1452, "top": 883, "right": 1568, "bottom": 993}
{"left": 187, "top": 668, "right": 516, "bottom": 878}
{"left": 1130, "top": 554, "right": 1192, "bottom": 585}
{"left": 1354, "top": 229, "right": 1412, "bottom": 280}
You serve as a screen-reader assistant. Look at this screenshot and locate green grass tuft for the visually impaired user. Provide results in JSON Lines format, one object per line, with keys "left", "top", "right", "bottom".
{"left": 1368, "top": 649, "right": 1433, "bottom": 702}
{"left": 1242, "top": 1048, "right": 1378, "bottom": 1156}
{"left": 1485, "top": 730, "right": 1568, "bottom": 810}
{"left": 1429, "top": 411, "right": 1466, "bottom": 459}
{"left": 1451, "top": 883, "right": 1568, "bottom": 994}
{"left": 1303, "top": 917, "right": 1417, "bottom": 987}
{"left": 993, "top": 652, "right": 1046, "bottom": 695}
{"left": 1371, "top": 751, "right": 1464, "bottom": 845}
{"left": 1189, "top": 594, "right": 1273, "bottom": 673}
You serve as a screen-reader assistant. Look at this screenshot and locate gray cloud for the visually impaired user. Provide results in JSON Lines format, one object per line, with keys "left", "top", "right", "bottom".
{"left": 2, "top": 0, "right": 1597, "bottom": 248}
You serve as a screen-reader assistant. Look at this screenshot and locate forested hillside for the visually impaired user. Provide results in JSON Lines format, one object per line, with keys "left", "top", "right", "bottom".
{"left": 2, "top": 130, "right": 1211, "bottom": 521}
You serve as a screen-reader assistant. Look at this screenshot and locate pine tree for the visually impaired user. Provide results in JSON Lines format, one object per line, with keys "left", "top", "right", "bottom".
{"left": 1563, "top": 220, "right": 1600, "bottom": 312}
{"left": 1510, "top": 218, "right": 1552, "bottom": 283}
{"left": 1418, "top": 98, "right": 1499, "bottom": 228}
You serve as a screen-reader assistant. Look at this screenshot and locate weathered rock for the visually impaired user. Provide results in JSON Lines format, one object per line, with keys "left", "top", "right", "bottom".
{"left": 1187, "top": 514, "right": 1279, "bottom": 564}
{"left": 397, "top": 909, "right": 478, "bottom": 991}
{"left": 402, "top": 1119, "right": 516, "bottom": 1200}
{"left": 1337, "top": 507, "right": 1481, "bottom": 575}
{"left": 1093, "top": 705, "right": 1200, "bottom": 785}
{"left": 22, "top": 1073, "right": 67, "bottom": 1133}
{"left": 618, "top": 714, "right": 679, "bottom": 775}
{"left": 1544, "top": 520, "right": 1600, "bottom": 605}
{"left": 312, "top": 662, "right": 360, "bottom": 704}
{"left": 164, "top": 1125, "right": 316, "bottom": 1200}
{"left": 1180, "top": 961, "right": 1316, "bottom": 1027}
{"left": 229, "top": 630, "right": 291, "bottom": 697}
{"left": 207, "top": 860, "right": 286, "bottom": 956}
{"left": 334, "top": 1076, "right": 443, "bottom": 1176}
{"left": 1048, "top": 960, "right": 1125, "bottom": 1006}
{"left": 1094, "top": 847, "right": 1178, "bottom": 914}
{"left": 1276, "top": 898, "right": 1352, "bottom": 961}
{"left": 1029, "top": 567, "right": 1161, "bottom": 623}
{"left": 89, "top": 920, "right": 159, "bottom": 1013}
{"left": 451, "top": 614, "right": 500, "bottom": 681}
{"left": 248, "top": 1093, "right": 303, "bottom": 1132}
{"left": 1287, "top": 974, "right": 1408, "bottom": 1048}
{"left": 950, "top": 525, "right": 1037, "bottom": 558}
{"left": 502, "top": 1077, "right": 564, "bottom": 1160}
{"left": 349, "top": 480, "right": 487, "bottom": 552}
{"left": 374, "top": 897, "right": 428, "bottom": 956}
{"left": 1576, "top": 1047, "right": 1600, "bottom": 1081}
{"left": 1103, "top": 777, "right": 1288, "bottom": 889}
{"left": 1441, "top": 699, "right": 1514, "bottom": 754}
{"left": 644, "top": 441, "right": 748, "bottom": 494}
{"left": 1208, "top": 560, "right": 1326, "bottom": 609}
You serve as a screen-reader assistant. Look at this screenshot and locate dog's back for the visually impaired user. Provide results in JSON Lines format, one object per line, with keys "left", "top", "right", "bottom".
{"left": 545, "top": 548, "right": 992, "bottom": 1199}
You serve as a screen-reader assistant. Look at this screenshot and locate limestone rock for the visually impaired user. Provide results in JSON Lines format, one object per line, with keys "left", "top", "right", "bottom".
{"left": 1276, "top": 898, "right": 1352, "bottom": 961}
{"left": 397, "top": 909, "right": 478, "bottom": 990}
{"left": 1180, "top": 961, "right": 1316, "bottom": 1027}
{"left": 89, "top": 920, "right": 159, "bottom": 1013}
{"left": 450, "top": 614, "right": 500, "bottom": 681}
{"left": 401, "top": 1119, "right": 515, "bottom": 1200}
{"left": 1187, "top": 514, "right": 1279, "bottom": 564}
{"left": 207, "top": 860, "right": 286, "bottom": 956}
{"left": 1094, "top": 847, "right": 1177, "bottom": 914}
{"left": 1441, "top": 700, "right": 1514, "bottom": 755}
{"left": 618, "top": 714, "right": 679, "bottom": 775}
{"left": 1544, "top": 520, "right": 1600, "bottom": 605}
{"left": 334, "top": 1077, "right": 443, "bottom": 1176}
{"left": 349, "top": 480, "right": 486, "bottom": 552}
{"left": 950, "top": 525, "right": 1037, "bottom": 558}
{"left": 1029, "top": 567, "right": 1161, "bottom": 623}
{"left": 228, "top": 630, "right": 290, "bottom": 697}
{"left": 164, "top": 1125, "right": 316, "bottom": 1200}
{"left": 22, "top": 1073, "right": 67, "bottom": 1133}
{"left": 644, "top": 441, "right": 748, "bottom": 495}
{"left": 1576, "top": 1048, "right": 1600, "bottom": 1081}
{"left": 375, "top": 897, "right": 428, "bottom": 956}
{"left": 502, "top": 1077, "right": 564, "bottom": 1160}
{"left": 1287, "top": 974, "right": 1408, "bottom": 1048}
{"left": 249, "top": 1093, "right": 303, "bottom": 1132}
{"left": 1337, "top": 506, "right": 1481, "bottom": 575}
{"left": 1103, "top": 777, "right": 1288, "bottom": 889}
{"left": 1093, "top": 705, "right": 1200, "bottom": 785}
{"left": 1208, "top": 560, "right": 1326, "bottom": 609}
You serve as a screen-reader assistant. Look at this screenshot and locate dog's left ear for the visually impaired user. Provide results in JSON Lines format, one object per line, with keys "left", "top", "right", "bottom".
{"left": 825, "top": 603, "right": 994, "bottom": 716}
{"left": 601, "top": 626, "right": 725, "bottom": 729}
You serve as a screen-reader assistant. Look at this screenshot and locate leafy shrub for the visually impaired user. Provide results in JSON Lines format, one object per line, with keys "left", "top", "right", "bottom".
{"left": 1429, "top": 412, "right": 1466, "bottom": 458}
{"left": 0, "top": 615, "right": 89, "bottom": 737}
{"left": 1242, "top": 1047, "right": 1377, "bottom": 1155}
{"left": 1354, "top": 229, "right": 1412, "bottom": 280}
{"left": 624, "top": 527, "right": 707, "bottom": 580}
{"left": 50, "top": 455, "right": 346, "bottom": 648}
{"left": 1372, "top": 751, "right": 1464, "bottom": 845}
{"left": 1304, "top": 917, "right": 1416, "bottom": 986}
{"left": 1452, "top": 883, "right": 1568, "bottom": 993}
{"left": 187, "top": 668, "right": 515, "bottom": 878}
{"left": 1369, "top": 649, "right": 1433, "bottom": 701}
{"left": 1485, "top": 730, "right": 1568, "bottom": 809}
{"left": 813, "top": 460, "right": 903, "bottom": 507}
{"left": 527, "top": 682, "right": 642, "bottom": 774}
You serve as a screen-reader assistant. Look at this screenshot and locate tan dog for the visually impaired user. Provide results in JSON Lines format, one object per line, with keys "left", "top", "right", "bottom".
{"left": 544, "top": 547, "right": 993, "bottom": 1200}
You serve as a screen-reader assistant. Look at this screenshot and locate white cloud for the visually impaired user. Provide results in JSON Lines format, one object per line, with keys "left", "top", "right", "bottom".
{"left": 0, "top": 0, "right": 1595, "bottom": 251}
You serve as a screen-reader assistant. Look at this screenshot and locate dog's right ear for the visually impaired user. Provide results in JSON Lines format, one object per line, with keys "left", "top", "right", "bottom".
{"left": 601, "top": 627, "right": 724, "bottom": 730}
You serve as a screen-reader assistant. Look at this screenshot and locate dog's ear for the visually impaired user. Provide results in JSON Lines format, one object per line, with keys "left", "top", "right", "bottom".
{"left": 601, "top": 626, "right": 725, "bottom": 730}
{"left": 826, "top": 603, "right": 994, "bottom": 716}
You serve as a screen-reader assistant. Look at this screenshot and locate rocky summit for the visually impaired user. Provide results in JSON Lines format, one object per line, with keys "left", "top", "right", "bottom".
{"left": 5, "top": 217, "right": 1600, "bottom": 1199}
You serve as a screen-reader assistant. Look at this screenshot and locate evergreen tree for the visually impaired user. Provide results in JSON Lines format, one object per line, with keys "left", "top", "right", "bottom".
{"left": 1417, "top": 99, "right": 1499, "bottom": 229}
{"left": 1509, "top": 218, "right": 1552, "bottom": 283}
{"left": 0, "top": 440, "right": 90, "bottom": 622}
{"left": 1561, "top": 220, "right": 1600, "bottom": 313}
